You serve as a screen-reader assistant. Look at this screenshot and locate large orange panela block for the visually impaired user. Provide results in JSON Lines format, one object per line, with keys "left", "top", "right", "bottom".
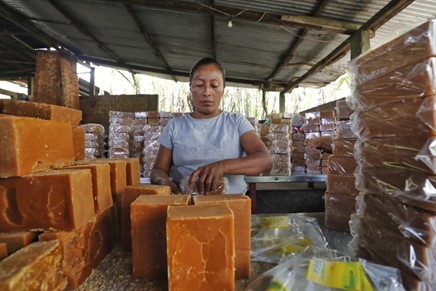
{"left": 2, "top": 99, "right": 82, "bottom": 126}
{"left": 39, "top": 206, "right": 114, "bottom": 289}
{"left": 62, "top": 163, "right": 113, "bottom": 213}
{"left": 0, "top": 115, "right": 75, "bottom": 178}
{"left": 0, "top": 231, "right": 37, "bottom": 255}
{"left": 72, "top": 126, "right": 85, "bottom": 160}
{"left": 167, "top": 204, "right": 235, "bottom": 291}
{"left": 121, "top": 184, "right": 171, "bottom": 250}
{"left": 193, "top": 194, "right": 251, "bottom": 279}
{"left": 0, "top": 240, "right": 67, "bottom": 290}
{"left": 0, "top": 169, "right": 95, "bottom": 232}
{"left": 125, "top": 158, "right": 141, "bottom": 185}
{"left": 131, "top": 195, "right": 190, "bottom": 279}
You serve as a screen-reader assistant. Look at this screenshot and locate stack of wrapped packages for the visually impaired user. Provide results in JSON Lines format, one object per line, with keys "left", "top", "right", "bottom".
{"left": 291, "top": 130, "right": 306, "bottom": 174}
{"left": 269, "top": 123, "right": 292, "bottom": 176}
{"left": 132, "top": 112, "right": 147, "bottom": 177}
{"left": 319, "top": 110, "right": 336, "bottom": 174}
{"left": 79, "top": 123, "right": 105, "bottom": 159}
{"left": 108, "top": 111, "right": 134, "bottom": 159}
{"left": 304, "top": 112, "right": 323, "bottom": 174}
{"left": 324, "top": 100, "right": 357, "bottom": 232}
{"left": 348, "top": 20, "right": 436, "bottom": 290}
{"left": 142, "top": 112, "right": 164, "bottom": 178}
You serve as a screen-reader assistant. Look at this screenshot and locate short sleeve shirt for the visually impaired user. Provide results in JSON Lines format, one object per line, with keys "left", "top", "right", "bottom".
{"left": 158, "top": 111, "right": 254, "bottom": 193}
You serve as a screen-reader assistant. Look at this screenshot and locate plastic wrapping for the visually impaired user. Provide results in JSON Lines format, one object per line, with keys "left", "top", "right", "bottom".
{"left": 147, "top": 117, "right": 160, "bottom": 125}
{"left": 306, "top": 166, "right": 321, "bottom": 174}
{"left": 248, "top": 245, "right": 405, "bottom": 291}
{"left": 331, "top": 138, "right": 356, "bottom": 157}
{"left": 305, "top": 159, "right": 321, "bottom": 167}
{"left": 84, "top": 133, "right": 99, "bottom": 141}
{"left": 143, "top": 131, "right": 161, "bottom": 142}
{"left": 134, "top": 111, "right": 148, "bottom": 118}
{"left": 350, "top": 194, "right": 436, "bottom": 288}
{"left": 108, "top": 139, "right": 130, "bottom": 148}
{"left": 354, "top": 165, "right": 436, "bottom": 211}
{"left": 159, "top": 117, "right": 171, "bottom": 126}
{"left": 326, "top": 174, "right": 358, "bottom": 196}
{"left": 250, "top": 214, "right": 327, "bottom": 264}
{"left": 108, "top": 132, "right": 130, "bottom": 140}
{"left": 327, "top": 156, "right": 357, "bottom": 176}
{"left": 302, "top": 124, "right": 319, "bottom": 133}
{"left": 143, "top": 124, "right": 163, "bottom": 132}
{"left": 84, "top": 140, "right": 99, "bottom": 148}
{"left": 321, "top": 117, "right": 336, "bottom": 125}
{"left": 142, "top": 142, "right": 159, "bottom": 157}
{"left": 350, "top": 58, "right": 436, "bottom": 111}
{"left": 269, "top": 124, "right": 289, "bottom": 133}
{"left": 268, "top": 131, "right": 289, "bottom": 140}
{"left": 335, "top": 120, "right": 356, "bottom": 139}
{"left": 291, "top": 132, "right": 305, "bottom": 141}
{"left": 351, "top": 20, "right": 436, "bottom": 86}
{"left": 108, "top": 116, "right": 134, "bottom": 125}
{"left": 109, "top": 111, "right": 134, "bottom": 119}
{"left": 133, "top": 135, "right": 144, "bottom": 143}
{"left": 305, "top": 132, "right": 320, "bottom": 140}
{"left": 270, "top": 139, "right": 291, "bottom": 154}
{"left": 336, "top": 100, "right": 354, "bottom": 120}
{"left": 319, "top": 123, "right": 335, "bottom": 132}
{"left": 178, "top": 176, "right": 228, "bottom": 195}
{"left": 270, "top": 163, "right": 292, "bottom": 176}
{"left": 305, "top": 148, "right": 322, "bottom": 160}
{"left": 355, "top": 137, "right": 435, "bottom": 174}
{"left": 159, "top": 111, "right": 173, "bottom": 118}
{"left": 79, "top": 123, "right": 105, "bottom": 134}
{"left": 292, "top": 165, "right": 306, "bottom": 173}
{"left": 109, "top": 124, "right": 133, "bottom": 133}
{"left": 134, "top": 118, "right": 147, "bottom": 126}
{"left": 109, "top": 148, "right": 129, "bottom": 158}
{"left": 272, "top": 153, "right": 291, "bottom": 164}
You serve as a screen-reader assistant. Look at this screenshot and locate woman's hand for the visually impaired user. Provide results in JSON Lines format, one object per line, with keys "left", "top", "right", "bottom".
{"left": 189, "top": 161, "right": 225, "bottom": 195}
{"left": 156, "top": 178, "right": 181, "bottom": 194}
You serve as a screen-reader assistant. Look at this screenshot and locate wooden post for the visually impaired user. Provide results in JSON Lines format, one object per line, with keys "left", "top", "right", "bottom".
{"left": 279, "top": 92, "right": 285, "bottom": 113}
{"left": 350, "top": 30, "right": 370, "bottom": 60}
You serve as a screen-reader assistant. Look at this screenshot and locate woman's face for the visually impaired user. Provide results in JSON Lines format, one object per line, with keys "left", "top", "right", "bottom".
{"left": 190, "top": 63, "right": 224, "bottom": 117}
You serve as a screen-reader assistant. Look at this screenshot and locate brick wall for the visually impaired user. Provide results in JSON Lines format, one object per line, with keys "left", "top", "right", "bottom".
{"left": 33, "top": 51, "right": 79, "bottom": 109}
{"left": 80, "top": 94, "right": 158, "bottom": 131}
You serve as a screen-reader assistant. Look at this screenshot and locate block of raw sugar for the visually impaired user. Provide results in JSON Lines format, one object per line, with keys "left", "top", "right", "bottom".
{"left": 0, "top": 115, "right": 75, "bottom": 178}
{"left": 0, "top": 231, "right": 37, "bottom": 255}
{"left": 326, "top": 174, "right": 358, "bottom": 196}
{"left": 131, "top": 195, "right": 190, "bottom": 279}
{"left": 0, "top": 243, "right": 6, "bottom": 260}
{"left": 0, "top": 240, "right": 67, "bottom": 291}
{"left": 0, "top": 169, "right": 95, "bottom": 232}
{"left": 121, "top": 184, "right": 171, "bottom": 250}
{"left": 63, "top": 163, "right": 113, "bottom": 213}
{"left": 39, "top": 206, "right": 114, "bottom": 289}
{"left": 167, "top": 204, "right": 235, "bottom": 291}
{"left": 193, "top": 194, "right": 251, "bottom": 279}
{"left": 72, "top": 126, "right": 85, "bottom": 160}
{"left": 2, "top": 99, "right": 82, "bottom": 126}
{"left": 76, "top": 158, "right": 127, "bottom": 203}
{"left": 125, "top": 158, "right": 141, "bottom": 185}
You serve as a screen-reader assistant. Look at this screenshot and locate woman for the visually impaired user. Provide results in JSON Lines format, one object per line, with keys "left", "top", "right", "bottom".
{"left": 150, "top": 57, "right": 272, "bottom": 194}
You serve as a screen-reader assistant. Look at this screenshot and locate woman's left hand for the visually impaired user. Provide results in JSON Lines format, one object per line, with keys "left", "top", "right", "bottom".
{"left": 189, "top": 161, "right": 225, "bottom": 195}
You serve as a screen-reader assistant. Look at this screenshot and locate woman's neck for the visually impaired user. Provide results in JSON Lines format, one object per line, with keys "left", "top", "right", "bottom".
{"left": 190, "top": 109, "right": 222, "bottom": 119}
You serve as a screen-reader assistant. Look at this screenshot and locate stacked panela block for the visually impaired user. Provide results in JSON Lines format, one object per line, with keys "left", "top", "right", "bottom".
{"left": 108, "top": 111, "right": 134, "bottom": 159}
{"left": 79, "top": 123, "right": 105, "bottom": 159}
{"left": 324, "top": 100, "right": 357, "bottom": 232}
{"left": 349, "top": 20, "right": 436, "bottom": 290}
{"left": 304, "top": 111, "right": 322, "bottom": 174}
{"left": 269, "top": 123, "right": 292, "bottom": 175}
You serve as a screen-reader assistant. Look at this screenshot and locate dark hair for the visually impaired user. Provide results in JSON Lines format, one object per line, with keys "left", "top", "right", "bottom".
{"left": 189, "top": 57, "right": 226, "bottom": 88}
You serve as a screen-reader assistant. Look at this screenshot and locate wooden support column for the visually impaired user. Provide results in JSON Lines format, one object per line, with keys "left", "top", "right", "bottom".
{"left": 89, "top": 66, "right": 95, "bottom": 96}
{"left": 27, "top": 76, "right": 34, "bottom": 100}
{"left": 279, "top": 92, "right": 285, "bottom": 113}
{"left": 350, "top": 29, "right": 370, "bottom": 60}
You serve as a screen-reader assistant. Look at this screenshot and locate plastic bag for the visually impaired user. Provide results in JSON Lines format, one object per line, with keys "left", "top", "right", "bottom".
{"left": 179, "top": 175, "right": 229, "bottom": 195}
{"left": 250, "top": 214, "right": 328, "bottom": 264}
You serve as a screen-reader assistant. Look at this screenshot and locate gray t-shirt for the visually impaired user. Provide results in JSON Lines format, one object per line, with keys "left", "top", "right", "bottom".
{"left": 158, "top": 111, "right": 254, "bottom": 194}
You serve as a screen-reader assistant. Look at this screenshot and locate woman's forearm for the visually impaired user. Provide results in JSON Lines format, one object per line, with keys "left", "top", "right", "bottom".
{"left": 221, "top": 152, "right": 272, "bottom": 176}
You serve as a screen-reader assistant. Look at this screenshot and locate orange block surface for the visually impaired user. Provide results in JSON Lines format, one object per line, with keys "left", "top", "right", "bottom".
{"left": 0, "top": 240, "right": 67, "bottom": 291}
{"left": 0, "top": 115, "right": 75, "bottom": 178}
{"left": 76, "top": 159, "right": 127, "bottom": 203}
{"left": 63, "top": 164, "right": 113, "bottom": 213}
{"left": 2, "top": 99, "right": 82, "bottom": 126}
{"left": 167, "top": 204, "right": 235, "bottom": 291}
{"left": 0, "top": 243, "right": 7, "bottom": 261}
{"left": 131, "top": 195, "right": 190, "bottom": 279}
{"left": 0, "top": 231, "right": 37, "bottom": 255}
{"left": 0, "top": 169, "right": 95, "bottom": 232}
{"left": 40, "top": 206, "right": 114, "bottom": 289}
{"left": 193, "top": 194, "right": 251, "bottom": 279}
{"left": 126, "top": 158, "right": 141, "bottom": 185}
{"left": 121, "top": 184, "right": 171, "bottom": 250}
{"left": 72, "top": 127, "right": 85, "bottom": 160}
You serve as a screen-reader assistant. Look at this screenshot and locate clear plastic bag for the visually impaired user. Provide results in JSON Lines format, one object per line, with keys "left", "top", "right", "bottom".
{"left": 250, "top": 214, "right": 327, "bottom": 264}
{"left": 179, "top": 175, "right": 228, "bottom": 195}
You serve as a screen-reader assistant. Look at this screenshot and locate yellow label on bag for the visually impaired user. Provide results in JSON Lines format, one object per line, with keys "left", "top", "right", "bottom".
{"left": 267, "top": 238, "right": 312, "bottom": 255}
{"left": 306, "top": 259, "right": 374, "bottom": 291}
{"left": 259, "top": 216, "right": 290, "bottom": 228}
{"left": 266, "top": 279, "right": 287, "bottom": 291}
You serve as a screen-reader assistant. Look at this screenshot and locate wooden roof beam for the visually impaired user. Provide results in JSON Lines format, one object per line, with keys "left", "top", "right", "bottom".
{"left": 116, "top": 0, "right": 362, "bottom": 35}
{"left": 280, "top": 0, "right": 416, "bottom": 95}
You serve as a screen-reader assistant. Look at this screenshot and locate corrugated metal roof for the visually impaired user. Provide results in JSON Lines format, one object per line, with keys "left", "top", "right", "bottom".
{"left": 0, "top": 0, "right": 435, "bottom": 93}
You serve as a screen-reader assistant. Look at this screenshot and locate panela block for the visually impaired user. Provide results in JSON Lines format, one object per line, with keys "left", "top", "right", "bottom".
{"left": 121, "top": 184, "right": 171, "bottom": 250}
{"left": 63, "top": 164, "right": 113, "bottom": 213}
{"left": 72, "top": 126, "right": 85, "bottom": 160}
{"left": 0, "top": 169, "right": 95, "bottom": 232}
{"left": 193, "top": 194, "right": 251, "bottom": 279}
{"left": 0, "top": 231, "right": 37, "bottom": 255}
{"left": 167, "top": 204, "right": 235, "bottom": 291}
{"left": 39, "top": 206, "right": 114, "bottom": 289}
{"left": 2, "top": 99, "right": 82, "bottom": 126}
{"left": 131, "top": 195, "right": 190, "bottom": 279}
{"left": 0, "top": 115, "right": 75, "bottom": 178}
{"left": 0, "top": 240, "right": 67, "bottom": 291}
